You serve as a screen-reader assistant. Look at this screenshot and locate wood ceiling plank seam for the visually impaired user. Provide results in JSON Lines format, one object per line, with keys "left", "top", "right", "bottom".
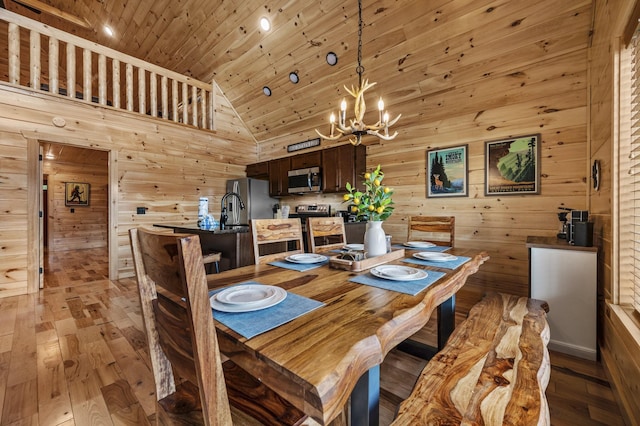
{"left": 133, "top": 1, "right": 192, "bottom": 61}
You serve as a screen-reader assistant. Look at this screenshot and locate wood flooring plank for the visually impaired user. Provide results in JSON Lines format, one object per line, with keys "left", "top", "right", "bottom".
{"left": 1, "top": 379, "right": 38, "bottom": 424}
{"left": 36, "top": 340, "right": 73, "bottom": 424}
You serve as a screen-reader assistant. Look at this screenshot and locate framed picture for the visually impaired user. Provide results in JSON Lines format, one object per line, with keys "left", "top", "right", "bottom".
{"left": 427, "top": 144, "right": 468, "bottom": 198}
{"left": 485, "top": 134, "right": 541, "bottom": 195}
{"left": 65, "top": 182, "right": 90, "bottom": 206}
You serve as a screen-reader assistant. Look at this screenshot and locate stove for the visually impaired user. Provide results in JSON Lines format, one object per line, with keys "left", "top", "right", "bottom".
{"left": 289, "top": 204, "right": 332, "bottom": 251}
{"left": 293, "top": 204, "right": 331, "bottom": 216}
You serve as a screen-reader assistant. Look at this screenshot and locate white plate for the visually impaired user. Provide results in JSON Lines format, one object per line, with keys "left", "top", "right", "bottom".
{"left": 413, "top": 252, "right": 458, "bottom": 262}
{"left": 210, "top": 287, "right": 287, "bottom": 312}
{"left": 404, "top": 241, "right": 436, "bottom": 248}
{"left": 216, "top": 284, "right": 280, "bottom": 306}
{"left": 370, "top": 265, "right": 428, "bottom": 281}
{"left": 285, "top": 254, "right": 328, "bottom": 264}
{"left": 344, "top": 244, "right": 364, "bottom": 251}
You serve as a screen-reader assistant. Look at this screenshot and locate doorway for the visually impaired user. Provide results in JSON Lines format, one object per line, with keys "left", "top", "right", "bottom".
{"left": 39, "top": 142, "right": 110, "bottom": 287}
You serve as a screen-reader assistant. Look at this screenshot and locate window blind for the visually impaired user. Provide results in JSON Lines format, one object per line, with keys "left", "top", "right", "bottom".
{"left": 623, "top": 33, "right": 640, "bottom": 314}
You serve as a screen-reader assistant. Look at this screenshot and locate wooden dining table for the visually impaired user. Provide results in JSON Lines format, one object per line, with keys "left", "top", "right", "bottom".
{"left": 206, "top": 247, "right": 489, "bottom": 425}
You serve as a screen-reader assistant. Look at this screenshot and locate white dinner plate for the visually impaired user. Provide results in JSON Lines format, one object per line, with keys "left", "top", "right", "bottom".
{"left": 404, "top": 241, "right": 436, "bottom": 248}
{"left": 210, "top": 287, "right": 287, "bottom": 312}
{"left": 344, "top": 244, "right": 364, "bottom": 251}
{"left": 285, "top": 253, "right": 328, "bottom": 264}
{"left": 413, "top": 252, "right": 458, "bottom": 262}
{"left": 370, "top": 265, "right": 428, "bottom": 281}
{"left": 216, "top": 284, "right": 281, "bottom": 306}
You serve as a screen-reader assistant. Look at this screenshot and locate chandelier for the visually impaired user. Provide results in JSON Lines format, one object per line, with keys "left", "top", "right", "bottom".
{"left": 316, "top": 0, "right": 400, "bottom": 146}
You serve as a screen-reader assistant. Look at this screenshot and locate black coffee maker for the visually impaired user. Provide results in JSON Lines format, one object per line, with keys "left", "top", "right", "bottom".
{"left": 557, "top": 207, "right": 572, "bottom": 239}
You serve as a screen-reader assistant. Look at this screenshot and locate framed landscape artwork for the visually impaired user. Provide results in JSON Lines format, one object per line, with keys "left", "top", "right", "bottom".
{"left": 426, "top": 145, "right": 468, "bottom": 198}
{"left": 65, "top": 182, "right": 90, "bottom": 206}
{"left": 485, "top": 134, "right": 541, "bottom": 195}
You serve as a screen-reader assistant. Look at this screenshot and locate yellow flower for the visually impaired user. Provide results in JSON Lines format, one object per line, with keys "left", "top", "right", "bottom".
{"left": 364, "top": 172, "right": 371, "bottom": 179}
{"left": 343, "top": 194, "right": 351, "bottom": 201}
{"left": 374, "top": 179, "right": 381, "bottom": 186}
{"left": 353, "top": 198, "right": 360, "bottom": 205}
{"left": 384, "top": 187, "right": 391, "bottom": 193}
{"left": 376, "top": 206, "right": 384, "bottom": 214}
{"left": 368, "top": 204, "right": 375, "bottom": 211}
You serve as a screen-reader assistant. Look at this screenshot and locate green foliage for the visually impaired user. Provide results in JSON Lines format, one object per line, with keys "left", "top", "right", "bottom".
{"left": 343, "top": 164, "right": 394, "bottom": 221}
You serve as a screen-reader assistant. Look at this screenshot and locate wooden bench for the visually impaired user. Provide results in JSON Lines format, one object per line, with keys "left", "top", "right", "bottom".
{"left": 392, "top": 292, "right": 551, "bottom": 426}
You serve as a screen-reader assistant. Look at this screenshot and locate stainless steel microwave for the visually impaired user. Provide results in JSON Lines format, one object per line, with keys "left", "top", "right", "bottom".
{"left": 288, "top": 167, "right": 322, "bottom": 193}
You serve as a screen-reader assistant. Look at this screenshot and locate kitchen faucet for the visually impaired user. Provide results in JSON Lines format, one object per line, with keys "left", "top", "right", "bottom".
{"left": 220, "top": 192, "right": 245, "bottom": 229}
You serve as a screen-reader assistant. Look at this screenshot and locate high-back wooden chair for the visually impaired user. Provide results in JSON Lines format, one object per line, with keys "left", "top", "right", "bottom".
{"left": 129, "top": 227, "right": 308, "bottom": 425}
{"left": 307, "top": 217, "right": 347, "bottom": 253}
{"left": 407, "top": 216, "right": 455, "bottom": 247}
{"left": 251, "top": 218, "right": 305, "bottom": 264}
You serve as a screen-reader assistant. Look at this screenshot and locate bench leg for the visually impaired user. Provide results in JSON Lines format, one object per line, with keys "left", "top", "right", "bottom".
{"left": 437, "top": 294, "right": 456, "bottom": 350}
{"left": 350, "top": 365, "right": 380, "bottom": 426}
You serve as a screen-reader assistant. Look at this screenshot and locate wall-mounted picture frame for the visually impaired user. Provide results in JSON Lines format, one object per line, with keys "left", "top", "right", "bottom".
{"left": 426, "top": 144, "right": 468, "bottom": 198}
{"left": 65, "top": 182, "right": 90, "bottom": 206}
{"left": 485, "top": 134, "right": 541, "bottom": 196}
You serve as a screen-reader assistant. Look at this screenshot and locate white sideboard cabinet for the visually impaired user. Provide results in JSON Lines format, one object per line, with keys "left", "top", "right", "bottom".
{"left": 526, "top": 236, "right": 597, "bottom": 360}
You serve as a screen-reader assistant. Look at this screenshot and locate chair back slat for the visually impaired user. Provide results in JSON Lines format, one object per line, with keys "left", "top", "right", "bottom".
{"left": 408, "top": 216, "right": 455, "bottom": 247}
{"left": 251, "top": 218, "right": 305, "bottom": 264}
{"left": 307, "top": 217, "right": 347, "bottom": 253}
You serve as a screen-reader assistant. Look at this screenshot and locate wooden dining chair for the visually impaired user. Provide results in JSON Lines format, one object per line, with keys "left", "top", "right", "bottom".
{"left": 407, "top": 216, "right": 455, "bottom": 247}
{"left": 250, "top": 218, "right": 305, "bottom": 264}
{"left": 129, "top": 227, "right": 309, "bottom": 425}
{"left": 306, "top": 217, "right": 347, "bottom": 253}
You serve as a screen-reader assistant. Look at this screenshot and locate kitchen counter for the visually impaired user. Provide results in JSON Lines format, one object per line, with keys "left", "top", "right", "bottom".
{"left": 153, "top": 223, "right": 253, "bottom": 270}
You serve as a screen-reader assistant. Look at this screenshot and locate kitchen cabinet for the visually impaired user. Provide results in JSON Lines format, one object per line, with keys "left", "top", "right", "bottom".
{"left": 246, "top": 161, "right": 269, "bottom": 180}
{"left": 526, "top": 236, "right": 597, "bottom": 360}
{"left": 322, "top": 144, "right": 366, "bottom": 193}
{"left": 290, "top": 151, "right": 321, "bottom": 169}
{"left": 268, "top": 157, "right": 290, "bottom": 197}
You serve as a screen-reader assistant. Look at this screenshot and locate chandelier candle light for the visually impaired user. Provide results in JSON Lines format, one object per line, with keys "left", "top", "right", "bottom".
{"left": 316, "top": 0, "right": 401, "bottom": 146}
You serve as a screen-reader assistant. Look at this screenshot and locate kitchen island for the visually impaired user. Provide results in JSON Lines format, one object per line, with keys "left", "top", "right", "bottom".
{"left": 154, "top": 223, "right": 253, "bottom": 270}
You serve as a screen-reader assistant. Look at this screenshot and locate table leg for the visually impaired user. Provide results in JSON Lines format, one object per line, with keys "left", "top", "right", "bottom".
{"left": 350, "top": 365, "right": 380, "bottom": 426}
{"left": 437, "top": 294, "right": 456, "bottom": 350}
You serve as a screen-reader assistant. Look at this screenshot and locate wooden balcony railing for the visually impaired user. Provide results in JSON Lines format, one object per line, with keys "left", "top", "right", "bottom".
{"left": 0, "top": 8, "right": 216, "bottom": 130}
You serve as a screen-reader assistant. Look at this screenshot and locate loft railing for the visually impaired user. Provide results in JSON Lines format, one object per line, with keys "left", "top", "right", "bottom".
{"left": 0, "top": 8, "right": 216, "bottom": 130}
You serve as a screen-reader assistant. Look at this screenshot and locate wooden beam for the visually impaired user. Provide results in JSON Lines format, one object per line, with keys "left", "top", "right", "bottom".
{"left": 12, "top": 0, "right": 91, "bottom": 29}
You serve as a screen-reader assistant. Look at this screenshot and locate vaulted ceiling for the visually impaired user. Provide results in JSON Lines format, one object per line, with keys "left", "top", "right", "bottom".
{"left": 1, "top": 0, "right": 593, "bottom": 146}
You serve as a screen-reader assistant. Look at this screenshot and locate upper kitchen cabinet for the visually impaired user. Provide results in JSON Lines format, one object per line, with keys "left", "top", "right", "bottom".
{"left": 290, "top": 151, "right": 321, "bottom": 170}
{"left": 322, "top": 145, "right": 366, "bottom": 193}
{"left": 268, "top": 157, "right": 291, "bottom": 197}
{"left": 246, "top": 161, "right": 269, "bottom": 180}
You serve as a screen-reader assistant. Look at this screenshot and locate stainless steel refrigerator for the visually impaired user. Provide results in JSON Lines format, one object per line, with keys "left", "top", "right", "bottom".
{"left": 225, "top": 178, "right": 277, "bottom": 225}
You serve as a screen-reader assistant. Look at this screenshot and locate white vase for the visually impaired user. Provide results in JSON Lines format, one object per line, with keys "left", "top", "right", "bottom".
{"left": 364, "top": 221, "right": 387, "bottom": 257}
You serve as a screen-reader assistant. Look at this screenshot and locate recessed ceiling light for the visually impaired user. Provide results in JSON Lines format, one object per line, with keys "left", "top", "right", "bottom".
{"left": 104, "top": 25, "right": 114, "bottom": 37}
{"left": 263, "top": 86, "right": 272, "bottom": 96}
{"left": 289, "top": 72, "right": 299, "bottom": 84}
{"left": 260, "top": 17, "right": 271, "bottom": 32}
{"left": 45, "top": 153, "right": 55, "bottom": 160}
{"left": 326, "top": 52, "right": 338, "bottom": 66}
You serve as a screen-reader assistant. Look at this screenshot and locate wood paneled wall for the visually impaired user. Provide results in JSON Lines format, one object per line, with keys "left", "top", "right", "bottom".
{"left": 43, "top": 152, "right": 109, "bottom": 251}
{"left": 259, "top": 0, "right": 592, "bottom": 304}
{"left": 589, "top": 0, "right": 640, "bottom": 423}
{"left": 0, "top": 82, "right": 257, "bottom": 297}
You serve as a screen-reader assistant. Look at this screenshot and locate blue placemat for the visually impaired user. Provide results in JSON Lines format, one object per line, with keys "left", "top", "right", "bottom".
{"left": 402, "top": 256, "right": 471, "bottom": 270}
{"left": 349, "top": 270, "right": 446, "bottom": 296}
{"left": 392, "top": 244, "right": 451, "bottom": 252}
{"left": 269, "top": 259, "right": 329, "bottom": 271}
{"left": 209, "top": 282, "right": 324, "bottom": 339}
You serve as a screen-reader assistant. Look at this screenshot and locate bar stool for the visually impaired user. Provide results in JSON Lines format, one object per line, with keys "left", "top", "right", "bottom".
{"left": 202, "top": 251, "right": 221, "bottom": 273}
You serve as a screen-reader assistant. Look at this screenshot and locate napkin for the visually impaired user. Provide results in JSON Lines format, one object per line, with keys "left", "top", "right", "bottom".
{"left": 209, "top": 281, "right": 324, "bottom": 339}
{"left": 269, "top": 259, "right": 329, "bottom": 271}
{"left": 349, "top": 270, "right": 446, "bottom": 296}
{"left": 392, "top": 244, "right": 451, "bottom": 252}
{"left": 402, "top": 256, "right": 471, "bottom": 270}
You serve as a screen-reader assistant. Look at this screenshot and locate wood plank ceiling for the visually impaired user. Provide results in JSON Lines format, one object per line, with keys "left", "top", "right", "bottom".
{"left": 1, "top": 0, "right": 592, "bottom": 146}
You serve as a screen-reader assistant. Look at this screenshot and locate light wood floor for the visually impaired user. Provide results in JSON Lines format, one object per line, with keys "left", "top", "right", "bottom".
{"left": 0, "top": 247, "right": 627, "bottom": 425}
